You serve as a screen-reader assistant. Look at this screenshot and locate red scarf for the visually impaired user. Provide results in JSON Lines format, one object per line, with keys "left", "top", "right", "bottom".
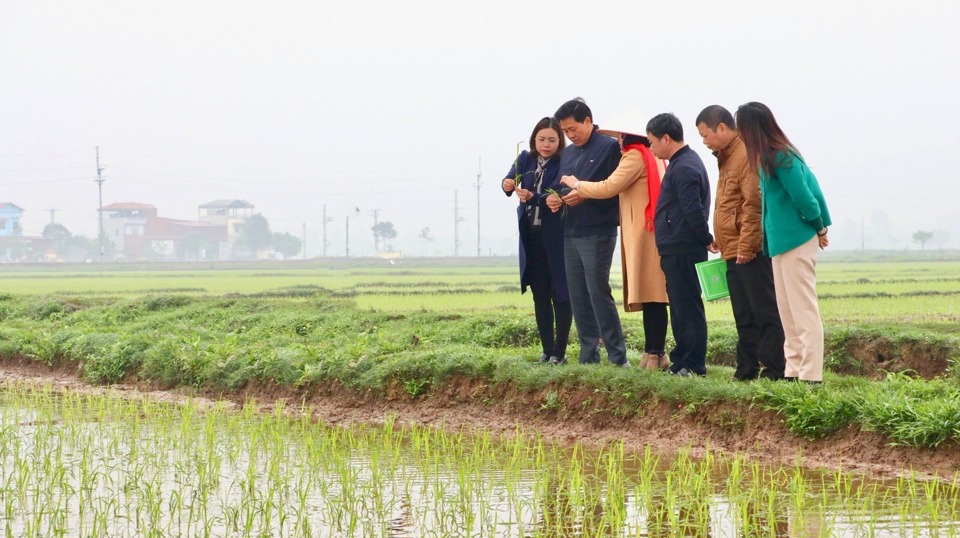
{"left": 623, "top": 143, "right": 663, "bottom": 231}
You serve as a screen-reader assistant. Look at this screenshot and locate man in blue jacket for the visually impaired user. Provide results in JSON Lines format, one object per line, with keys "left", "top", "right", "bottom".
{"left": 647, "top": 113, "right": 715, "bottom": 377}
{"left": 545, "top": 98, "right": 627, "bottom": 366}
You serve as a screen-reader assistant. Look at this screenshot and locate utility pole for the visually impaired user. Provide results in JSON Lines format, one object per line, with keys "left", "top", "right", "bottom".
{"left": 302, "top": 222, "right": 307, "bottom": 260}
{"left": 369, "top": 208, "right": 381, "bottom": 252}
{"left": 454, "top": 190, "right": 465, "bottom": 256}
{"left": 45, "top": 208, "right": 58, "bottom": 225}
{"left": 95, "top": 146, "right": 105, "bottom": 262}
{"left": 322, "top": 204, "right": 333, "bottom": 256}
{"left": 346, "top": 207, "right": 360, "bottom": 257}
{"left": 476, "top": 156, "right": 481, "bottom": 257}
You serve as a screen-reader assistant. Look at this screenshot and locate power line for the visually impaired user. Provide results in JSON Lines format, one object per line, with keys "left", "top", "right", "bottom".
{"left": 108, "top": 165, "right": 473, "bottom": 187}
{"left": 0, "top": 177, "right": 91, "bottom": 186}
{"left": 0, "top": 147, "right": 91, "bottom": 158}
{"left": 0, "top": 165, "right": 93, "bottom": 174}
{"left": 103, "top": 153, "right": 453, "bottom": 177}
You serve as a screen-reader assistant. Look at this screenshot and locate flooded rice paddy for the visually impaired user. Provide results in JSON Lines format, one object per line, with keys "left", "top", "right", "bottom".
{"left": 1, "top": 383, "right": 959, "bottom": 537}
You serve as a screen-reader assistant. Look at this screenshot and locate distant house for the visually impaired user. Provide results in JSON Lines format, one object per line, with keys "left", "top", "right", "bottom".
{"left": 100, "top": 202, "right": 227, "bottom": 261}
{"left": 198, "top": 199, "right": 255, "bottom": 255}
{"left": 0, "top": 202, "right": 33, "bottom": 261}
{"left": 100, "top": 202, "right": 155, "bottom": 255}
{"left": 0, "top": 203, "right": 24, "bottom": 237}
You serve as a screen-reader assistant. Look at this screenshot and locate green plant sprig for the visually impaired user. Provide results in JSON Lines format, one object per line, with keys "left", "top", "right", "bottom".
{"left": 544, "top": 188, "right": 567, "bottom": 217}
{"left": 511, "top": 140, "right": 525, "bottom": 192}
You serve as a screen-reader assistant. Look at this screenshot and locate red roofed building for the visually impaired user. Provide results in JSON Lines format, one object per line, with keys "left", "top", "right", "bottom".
{"left": 101, "top": 202, "right": 231, "bottom": 261}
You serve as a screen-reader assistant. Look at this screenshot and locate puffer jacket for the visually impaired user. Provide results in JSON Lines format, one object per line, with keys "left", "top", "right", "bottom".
{"left": 712, "top": 135, "right": 762, "bottom": 260}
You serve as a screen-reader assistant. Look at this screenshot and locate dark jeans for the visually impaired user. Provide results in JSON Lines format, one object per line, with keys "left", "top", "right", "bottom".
{"left": 527, "top": 230, "right": 572, "bottom": 358}
{"left": 641, "top": 302, "right": 668, "bottom": 354}
{"left": 727, "top": 255, "right": 786, "bottom": 379}
{"left": 660, "top": 251, "right": 708, "bottom": 375}
{"left": 563, "top": 234, "right": 627, "bottom": 365}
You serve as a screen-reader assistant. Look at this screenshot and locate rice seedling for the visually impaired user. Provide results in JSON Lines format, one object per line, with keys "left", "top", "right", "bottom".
{"left": 2, "top": 383, "right": 960, "bottom": 537}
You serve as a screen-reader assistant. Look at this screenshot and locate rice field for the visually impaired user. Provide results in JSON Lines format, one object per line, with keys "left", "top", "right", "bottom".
{"left": 2, "top": 384, "right": 959, "bottom": 538}
{"left": 2, "top": 261, "right": 959, "bottom": 325}
{"left": 1, "top": 259, "right": 959, "bottom": 536}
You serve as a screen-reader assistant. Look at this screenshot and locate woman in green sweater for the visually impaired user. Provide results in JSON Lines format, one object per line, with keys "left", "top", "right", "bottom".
{"left": 736, "top": 102, "right": 832, "bottom": 383}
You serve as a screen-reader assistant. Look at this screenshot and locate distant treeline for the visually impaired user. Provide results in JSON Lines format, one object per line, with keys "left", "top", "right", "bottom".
{"left": 2, "top": 251, "right": 960, "bottom": 274}
{"left": 819, "top": 249, "right": 960, "bottom": 262}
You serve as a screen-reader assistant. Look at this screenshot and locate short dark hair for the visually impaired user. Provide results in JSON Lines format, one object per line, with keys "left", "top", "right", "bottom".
{"left": 554, "top": 97, "right": 592, "bottom": 123}
{"left": 695, "top": 105, "right": 735, "bottom": 131}
{"left": 528, "top": 117, "right": 566, "bottom": 154}
{"left": 646, "top": 113, "right": 683, "bottom": 142}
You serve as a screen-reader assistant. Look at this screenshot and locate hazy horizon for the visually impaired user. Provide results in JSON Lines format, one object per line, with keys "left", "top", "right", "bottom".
{"left": 3, "top": 0, "right": 958, "bottom": 258}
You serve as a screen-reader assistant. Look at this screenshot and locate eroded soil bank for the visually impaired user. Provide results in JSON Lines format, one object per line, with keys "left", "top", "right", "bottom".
{"left": 2, "top": 358, "right": 957, "bottom": 481}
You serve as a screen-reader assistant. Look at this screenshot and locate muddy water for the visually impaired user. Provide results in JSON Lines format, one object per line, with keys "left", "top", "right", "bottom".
{"left": 1, "top": 388, "right": 959, "bottom": 537}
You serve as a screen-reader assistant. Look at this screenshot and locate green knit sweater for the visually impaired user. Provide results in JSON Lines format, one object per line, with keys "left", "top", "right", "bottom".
{"left": 759, "top": 151, "right": 832, "bottom": 257}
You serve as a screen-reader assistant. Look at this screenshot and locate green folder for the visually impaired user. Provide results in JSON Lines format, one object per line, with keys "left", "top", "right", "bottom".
{"left": 695, "top": 258, "right": 729, "bottom": 301}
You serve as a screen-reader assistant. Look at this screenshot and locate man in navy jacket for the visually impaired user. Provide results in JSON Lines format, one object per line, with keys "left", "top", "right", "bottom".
{"left": 546, "top": 98, "right": 627, "bottom": 366}
{"left": 647, "top": 113, "right": 715, "bottom": 376}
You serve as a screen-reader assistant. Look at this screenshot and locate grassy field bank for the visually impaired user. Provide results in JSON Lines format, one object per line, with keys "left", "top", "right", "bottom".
{"left": 0, "top": 258, "right": 959, "bottom": 451}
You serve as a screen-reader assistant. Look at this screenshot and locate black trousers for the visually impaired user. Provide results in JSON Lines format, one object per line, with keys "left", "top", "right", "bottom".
{"left": 660, "top": 251, "right": 708, "bottom": 375}
{"left": 641, "top": 302, "right": 668, "bottom": 354}
{"left": 726, "top": 255, "right": 786, "bottom": 379}
{"left": 526, "top": 229, "right": 572, "bottom": 358}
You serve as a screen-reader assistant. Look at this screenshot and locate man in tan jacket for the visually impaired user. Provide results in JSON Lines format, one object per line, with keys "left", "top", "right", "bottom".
{"left": 696, "top": 105, "right": 786, "bottom": 381}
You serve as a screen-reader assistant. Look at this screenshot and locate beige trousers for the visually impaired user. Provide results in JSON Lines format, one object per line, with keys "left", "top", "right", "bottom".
{"left": 771, "top": 236, "right": 824, "bottom": 381}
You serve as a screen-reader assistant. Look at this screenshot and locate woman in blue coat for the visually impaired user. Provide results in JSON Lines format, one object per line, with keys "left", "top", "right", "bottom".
{"left": 502, "top": 117, "right": 571, "bottom": 364}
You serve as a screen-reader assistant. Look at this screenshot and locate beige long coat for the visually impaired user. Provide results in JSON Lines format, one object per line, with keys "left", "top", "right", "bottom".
{"left": 576, "top": 149, "right": 669, "bottom": 312}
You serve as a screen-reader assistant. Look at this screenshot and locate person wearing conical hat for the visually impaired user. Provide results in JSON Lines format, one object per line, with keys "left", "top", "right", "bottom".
{"left": 556, "top": 109, "right": 670, "bottom": 370}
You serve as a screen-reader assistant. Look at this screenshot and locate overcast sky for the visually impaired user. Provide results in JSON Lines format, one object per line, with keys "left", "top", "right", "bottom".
{"left": 2, "top": 0, "right": 958, "bottom": 256}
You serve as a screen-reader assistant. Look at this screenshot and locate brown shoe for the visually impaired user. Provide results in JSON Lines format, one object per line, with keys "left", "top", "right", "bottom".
{"left": 646, "top": 352, "right": 669, "bottom": 370}
{"left": 640, "top": 353, "right": 658, "bottom": 369}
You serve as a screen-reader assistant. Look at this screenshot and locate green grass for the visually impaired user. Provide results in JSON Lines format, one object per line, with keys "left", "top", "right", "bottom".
{"left": 0, "top": 260, "right": 959, "bottom": 447}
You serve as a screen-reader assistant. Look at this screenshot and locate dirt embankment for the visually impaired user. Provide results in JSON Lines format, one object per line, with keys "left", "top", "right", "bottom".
{"left": 2, "top": 358, "right": 957, "bottom": 480}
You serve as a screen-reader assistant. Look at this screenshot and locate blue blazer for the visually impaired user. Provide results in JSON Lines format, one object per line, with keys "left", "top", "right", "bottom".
{"left": 503, "top": 150, "right": 569, "bottom": 303}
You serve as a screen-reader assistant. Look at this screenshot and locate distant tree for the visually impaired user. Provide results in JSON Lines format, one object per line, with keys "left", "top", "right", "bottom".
{"left": 372, "top": 221, "right": 398, "bottom": 251}
{"left": 912, "top": 230, "right": 934, "bottom": 250}
{"left": 418, "top": 227, "right": 435, "bottom": 256}
{"left": 42, "top": 223, "right": 72, "bottom": 257}
{"left": 272, "top": 232, "right": 302, "bottom": 259}
{"left": 62, "top": 235, "right": 107, "bottom": 262}
{"left": 237, "top": 213, "right": 273, "bottom": 257}
{"left": 180, "top": 233, "right": 215, "bottom": 261}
